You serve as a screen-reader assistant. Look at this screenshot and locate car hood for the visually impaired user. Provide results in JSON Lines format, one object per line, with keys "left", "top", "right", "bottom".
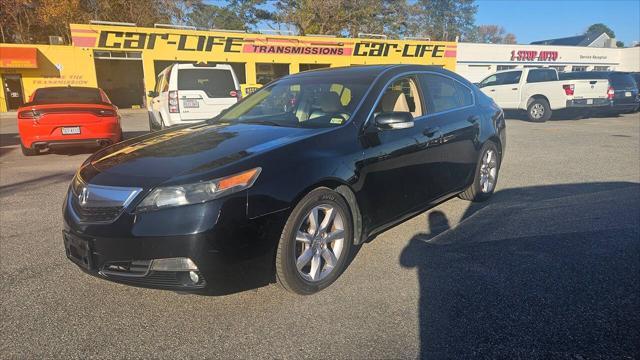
{"left": 86, "top": 121, "right": 319, "bottom": 186}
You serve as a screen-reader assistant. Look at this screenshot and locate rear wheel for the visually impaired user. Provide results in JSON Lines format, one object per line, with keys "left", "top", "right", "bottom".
{"left": 527, "top": 98, "right": 551, "bottom": 122}
{"left": 20, "top": 143, "right": 38, "bottom": 156}
{"left": 275, "top": 188, "right": 353, "bottom": 295}
{"left": 459, "top": 142, "right": 500, "bottom": 202}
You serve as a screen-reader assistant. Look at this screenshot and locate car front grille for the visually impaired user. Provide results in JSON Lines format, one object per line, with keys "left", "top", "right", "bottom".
{"left": 69, "top": 175, "right": 142, "bottom": 223}
{"left": 71, "top": 200, "right": 123, "bottom": 223}
{"left": 101, "top": 260, "right": 152, "bottom": 277}
{"left": 101, "top": 270, "right": 207, "bottom": 290}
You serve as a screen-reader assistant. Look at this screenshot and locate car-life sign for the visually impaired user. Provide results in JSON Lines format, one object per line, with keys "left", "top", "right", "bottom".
{"left": 69, "top": 24, "right": 457, "bottom": 67}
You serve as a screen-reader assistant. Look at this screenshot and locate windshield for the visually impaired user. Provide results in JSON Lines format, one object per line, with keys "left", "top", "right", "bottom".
{"left": 217, "top": 74, "right": 373, "bottom": 128}
{"left": 32, "top": 87, "right": 104, "bottom": 104}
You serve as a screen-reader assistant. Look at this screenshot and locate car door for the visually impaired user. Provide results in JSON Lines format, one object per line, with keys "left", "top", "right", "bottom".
{"left": 151, "top": 71, "right": 166, "bottom": 125}
{"left": 479, "top": 71, "right": 522, "bottom": 109}
{"left": 357, "top": 75, "right": 442, "bottom": 233}
{"left": 418, "top": 73, "right": 479, "bottom": 192}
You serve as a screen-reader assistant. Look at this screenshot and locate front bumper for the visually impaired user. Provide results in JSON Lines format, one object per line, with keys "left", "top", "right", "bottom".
{"left": 63, "top": 189, "right": 287, "bottom": 294}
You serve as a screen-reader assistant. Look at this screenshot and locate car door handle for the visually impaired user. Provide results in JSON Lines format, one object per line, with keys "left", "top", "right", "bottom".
{"left": 467, "top": 115, "right": 480, "bottom": 124}
{"left": 511, "top": 88, "right": 518, "bottom": 90}
{"left": 489, "top": 89, "right": 496, "bottom": 92}
{"left": 423, "top": 127, "right": 440, "bottom": 137}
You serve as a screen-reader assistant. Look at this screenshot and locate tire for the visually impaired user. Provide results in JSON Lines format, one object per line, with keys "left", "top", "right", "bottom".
{"left": 459, "top": 142, "right": 501, "bottom": 202}
{"left": 275, "top": 187, "right": 354, "bottom": 295}
{"left": 148, "top": 115, "right": 156, "bottom": 132}
{"left": 20, "top": 143, "right": 38, "bottom": 156}
{"left": 527, "top": 98, "right": 551, "bottom": 122}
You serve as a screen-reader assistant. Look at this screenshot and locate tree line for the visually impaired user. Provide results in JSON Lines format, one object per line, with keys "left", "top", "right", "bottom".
{"left": 2, "top": 0, "right": 518, "bottom": 44}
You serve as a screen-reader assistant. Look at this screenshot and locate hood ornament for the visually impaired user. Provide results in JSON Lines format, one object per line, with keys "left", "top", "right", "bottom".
{"left": 78, "top": 187, "right": 89, "bottom": 207}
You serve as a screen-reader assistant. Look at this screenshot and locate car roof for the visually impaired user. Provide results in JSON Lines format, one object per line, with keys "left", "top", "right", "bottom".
{"left": 172, "top": 63, "right": 233, "bottom": 70}
{"left": 36, "top": 86, "right": 100, "bottom": 91}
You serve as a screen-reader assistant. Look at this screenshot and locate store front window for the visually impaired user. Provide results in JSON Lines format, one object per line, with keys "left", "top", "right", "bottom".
{"left": 300, "top": 64, "right": 331, "bottom": 72}
{"left": 572, "top": 66, "right": 588, "bottom": 72}
{"left": 256, "top": 63, "right": 290, "bottom": 85}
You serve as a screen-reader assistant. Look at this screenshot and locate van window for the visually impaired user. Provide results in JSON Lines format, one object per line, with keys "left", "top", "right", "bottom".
{"left": 420, "top": 74, "right": 473, "bottom": 113}
{"left": 609, "top": 73, "right": 636, "bottom": 88}
{"left": 177, "top": 69, "right": 236, "bottom": 98}
{"left": 526, "top": 69, "right": 557, "bottom": 83}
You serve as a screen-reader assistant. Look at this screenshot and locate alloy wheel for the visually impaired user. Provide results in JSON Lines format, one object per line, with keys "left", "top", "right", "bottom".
{"left": 479, "top": 149, "right": 498, "bottom": 193}
{"left": 530, "top": 103, "right": 545, "bottom": 119}
{"left": 294, "top": 204, "right": 345, "bottom": 282}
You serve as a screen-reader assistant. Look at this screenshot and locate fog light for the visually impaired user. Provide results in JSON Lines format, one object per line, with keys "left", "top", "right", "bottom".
{"left": 150, "top": 257, "right": 198, "bottom": 271}
{"left": 189, "top": 271, "right": 199, "bottom": 284}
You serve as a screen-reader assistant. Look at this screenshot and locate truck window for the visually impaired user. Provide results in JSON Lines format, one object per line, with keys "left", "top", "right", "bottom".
{"left": 527, "top": 69, "right": 557, "bottom": 83}
{"left": 479, "top": 71, "right": 521, "bottom": 87}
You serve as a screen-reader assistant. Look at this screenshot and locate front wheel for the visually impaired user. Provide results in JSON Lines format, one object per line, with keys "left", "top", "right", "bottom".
{"left": 459, "top": 142, "right": 501, "bottom": 202}
{"left": 275, "top": 188, "right": 353, "bottom": 295}
{"left": 527, "top": 98, "right": 551, "bottom": 122}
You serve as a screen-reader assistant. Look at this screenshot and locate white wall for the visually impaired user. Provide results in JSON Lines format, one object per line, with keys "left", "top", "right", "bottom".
{"left": 617, "top": 47, "right": 640, "bottom": 72}
{"left": 456, "top": 42, "right": 632, "bottom": 82}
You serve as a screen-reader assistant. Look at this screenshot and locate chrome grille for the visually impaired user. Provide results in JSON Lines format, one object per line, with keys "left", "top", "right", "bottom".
{"left": 70, "top": 175, "right": 142, "bottom": 223}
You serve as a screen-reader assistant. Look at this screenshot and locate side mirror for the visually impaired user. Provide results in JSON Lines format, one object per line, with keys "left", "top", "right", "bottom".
{"left": 147, "top": 90, "right": 159, "bottom": 98}
{"left": 375, "top": 111, "right": 414, "bottom": 130}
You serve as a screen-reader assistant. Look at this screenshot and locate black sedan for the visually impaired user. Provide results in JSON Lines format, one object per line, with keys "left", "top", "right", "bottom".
{"left": 63, "top": 65, "right": 506, "bottom": 295}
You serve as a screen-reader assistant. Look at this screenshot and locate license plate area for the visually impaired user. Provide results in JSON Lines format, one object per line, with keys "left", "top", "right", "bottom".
{"left": 61, "top": 126, "right": 81, "bottom": 135}
{"left": 183, "top": 99, "right": 199, "bottom": 108}
{"left": 64, "top": 232, "right": 93, "bottom": 270}
{"left": 625, "top": 91, "right": 632, "bottom": 97}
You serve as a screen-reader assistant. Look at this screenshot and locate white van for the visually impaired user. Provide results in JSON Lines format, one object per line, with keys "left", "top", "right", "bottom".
{"left": 147, "top": 64, "right": 241, "bottom": 129}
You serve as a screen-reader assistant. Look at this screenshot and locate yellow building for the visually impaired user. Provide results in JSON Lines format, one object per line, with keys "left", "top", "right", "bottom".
{"left": 0, "top": 23, "right": 457, "bottom": 112}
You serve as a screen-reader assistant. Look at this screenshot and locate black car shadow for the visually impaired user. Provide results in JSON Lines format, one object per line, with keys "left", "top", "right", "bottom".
{"left": 400, "top": 181, "right": 640, "bottom": 358}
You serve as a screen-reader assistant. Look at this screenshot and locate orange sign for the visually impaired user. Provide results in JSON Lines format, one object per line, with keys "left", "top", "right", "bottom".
{"left": 0, "top": 47, "right": 38, "bottom": 68}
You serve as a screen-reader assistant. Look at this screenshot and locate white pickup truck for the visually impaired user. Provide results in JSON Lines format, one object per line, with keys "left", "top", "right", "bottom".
{"left": 477, "top": 68, "right": 609, "bottom": 121}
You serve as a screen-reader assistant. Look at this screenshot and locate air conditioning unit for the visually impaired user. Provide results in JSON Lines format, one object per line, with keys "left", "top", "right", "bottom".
{"left": 49, "top": 36, "right": 64, "bottom": 45}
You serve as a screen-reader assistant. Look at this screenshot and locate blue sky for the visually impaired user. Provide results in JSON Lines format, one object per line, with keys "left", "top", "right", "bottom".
{"left": 475, "top": 0, "right": 639, "bottom": 45}
{"left": 205, "top": 0, "right": 640, "bottom": 46}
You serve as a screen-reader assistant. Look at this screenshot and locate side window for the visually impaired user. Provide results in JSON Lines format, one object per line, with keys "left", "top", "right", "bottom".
{"left": 154, "top": 74, "right": 163, "bottom": 93}
{"left": 375, "top": 76, "right": 423, "bottom": 118}
{"left": 454, "top": 81, "right": 474, "bottom": 107}
{"left": 497, "top": 71, "right": 522, "bottom": 85}
{"left": 526, "top": 69, "right": 556, "bottom": 83}
{"left": 161, "top": 72, "right": 169, "bottom": 92}
{"left": 420, "top": 74, "right": 474, "bottom": 113}
{"left": 479, "top": 74, "right": 497, "bottom": 87}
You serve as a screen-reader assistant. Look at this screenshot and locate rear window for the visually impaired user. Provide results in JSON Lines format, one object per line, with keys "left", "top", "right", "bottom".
{"left": 609, "top": 73, "right": 636, "bottom": 88}
{"left": 32, "top": 87, "right": 103, "bottom": 104}
{"left": 177, "top": 69, "right": 236, "bottom": 97}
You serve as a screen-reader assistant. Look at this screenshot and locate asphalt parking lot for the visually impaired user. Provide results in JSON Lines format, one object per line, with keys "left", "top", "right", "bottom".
{"left": 1, "top": 110, "right": 639, "bottom": 358}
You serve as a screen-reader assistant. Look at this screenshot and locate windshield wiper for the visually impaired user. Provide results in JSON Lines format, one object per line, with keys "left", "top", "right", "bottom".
{"left": 241, "top": 119, "right": 285, "bottom": 127}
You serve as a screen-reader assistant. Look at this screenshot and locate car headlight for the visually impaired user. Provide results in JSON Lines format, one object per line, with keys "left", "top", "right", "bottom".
{"left": 136, "top": 167, "right": 261, "bottom": 212}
